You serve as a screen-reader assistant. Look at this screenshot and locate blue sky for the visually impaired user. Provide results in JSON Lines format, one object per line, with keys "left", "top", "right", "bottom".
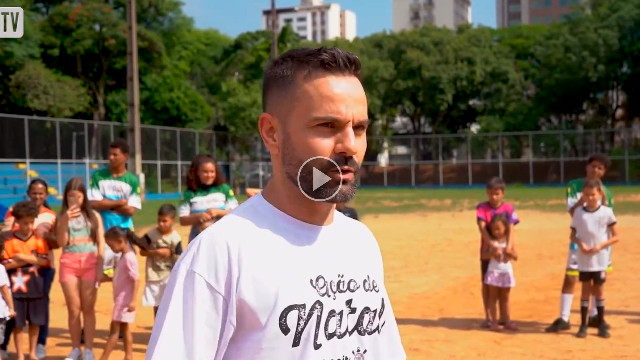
{"left": 182, "top": 0, "right": 496, "bottom": 38}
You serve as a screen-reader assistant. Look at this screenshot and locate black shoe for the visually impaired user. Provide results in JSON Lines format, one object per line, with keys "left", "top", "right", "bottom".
{"left": 588, "top": 316, "right": 611, "bottom": 330}
{"left": 576, "top": 324, "right": 588, "bottom": 338}
{"left": 545, "top": 317, "right": 571, "bottom": 332}
{"left": 80, "top": 328, "right": 85, "bottom": 344}
{"left": 119, "top": 331, "right": 124, "bottom": 339}
{"left": 597, "top": 323, "right": 610, "bottom": 338}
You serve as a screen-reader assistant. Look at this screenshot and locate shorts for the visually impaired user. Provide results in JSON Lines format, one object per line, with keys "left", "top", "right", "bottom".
{"left": 565, "top": 249, "right": 613, "bottom": 276}
{"left": 142, "top": 278, "right": 169, "bottom": 307}
{"left": 579, "top": 271, "right": 607, "bottom": 285}
{"left": 59, "top": 252, "right": 98, "bottom": 282}
{"left": 484, "top": 270, "right": 516, "bottom": 288}
{"left": 0, "top": 318, "right": 6, "bottom": 343}
{"left": 480, "top": 260, "right": 489, "bottom": 280}
{"left": 14, "top": 298, "right": 46, "bottom": 328}
{"left": 112, "top": 305, "right": 136, "bottom": 323}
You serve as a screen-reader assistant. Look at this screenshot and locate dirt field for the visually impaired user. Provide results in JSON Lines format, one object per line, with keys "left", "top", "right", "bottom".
{"left": 5, "top": 210, "right": 640, "bottom": 359}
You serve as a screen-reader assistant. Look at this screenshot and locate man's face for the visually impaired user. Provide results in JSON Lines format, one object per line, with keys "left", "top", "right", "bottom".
{"left": 108, "top": 147, "right": 127, "bottom": 168}
{"left": 279, "top": 75, "right": 368, "bottom": 203}
{"left": 586, "top": 161, "right": 606, "bottom": 180}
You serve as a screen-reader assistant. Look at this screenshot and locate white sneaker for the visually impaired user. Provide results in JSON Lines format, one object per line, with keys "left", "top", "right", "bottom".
{"left": 65, "top": 347, "right": 82, "bottom": 360}
{"left": 36, "top": 344, "right": 46, "bottom": 359}
{"left": 0, "top": 350, "right": 8, "bottom": 360}
{"left": 83, "top": 349, "right": 96, "bottom": 360}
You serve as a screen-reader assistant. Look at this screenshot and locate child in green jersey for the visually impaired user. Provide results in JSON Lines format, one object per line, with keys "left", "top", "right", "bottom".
{"left": 178, "top": 154, "right": 239, "bottom": 243}
{"left": 546, "top": 153, "right": 614, "bottom": 333}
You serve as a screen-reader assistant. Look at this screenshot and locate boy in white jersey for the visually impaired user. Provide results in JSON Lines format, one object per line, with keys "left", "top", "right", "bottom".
{"left": 570, "top": 179, "right": 619, "bottom": 339}
{"left": 147, "top": 47, "right": 406, "bottom": 360}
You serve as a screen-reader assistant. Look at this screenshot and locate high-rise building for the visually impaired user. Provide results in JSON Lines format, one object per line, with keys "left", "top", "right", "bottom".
{"left": 392, "top": 0, "right": 472, "bottom": 32}
{"left": 262, "top": 0, "right": 356, "bottom": 42}
{"left": 496, "top": 0, "right": 582, "bottom": 28}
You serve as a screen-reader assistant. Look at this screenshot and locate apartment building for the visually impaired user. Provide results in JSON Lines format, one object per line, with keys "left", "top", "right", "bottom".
{"left": 497, "top": 0, "right": 582, "bottom": 27}
{"left": 392, "top": 0, "right": 472, "bottom": 31}
{"left": 262, "top": 0, "right": 356, "bottom": 42}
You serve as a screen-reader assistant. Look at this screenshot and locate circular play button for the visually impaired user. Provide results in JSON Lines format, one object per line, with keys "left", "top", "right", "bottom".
{"left": 297, "top": 156, "right": 343, "bottom": 201}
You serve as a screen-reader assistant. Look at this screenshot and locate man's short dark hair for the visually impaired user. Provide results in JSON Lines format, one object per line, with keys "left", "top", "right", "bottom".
{"left": 11, "top": 200, "right": 39, "bottom": 220}
{"left": 262, "top": 47, "right": 362, "bottom": 113}
{"left": 587, "top": 153, "right": 611, "bottom": 169}
{"left": 486, "top": 177, "right": 506, "bottom": 191}
{"left": 109, "top": 138, "right": 130, "bottom": 155}
{"left": 158, "top": 204, "right": 176, "bottom": 218}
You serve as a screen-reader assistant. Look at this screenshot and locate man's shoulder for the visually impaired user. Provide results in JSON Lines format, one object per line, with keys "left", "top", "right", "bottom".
{"left": 567, "top": 178, "right": 583, "bottom": 189}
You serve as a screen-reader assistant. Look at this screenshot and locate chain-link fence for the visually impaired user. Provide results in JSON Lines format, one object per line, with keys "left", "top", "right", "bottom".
{"left": 1, "top": 114, "right": 639, "bottom": 204}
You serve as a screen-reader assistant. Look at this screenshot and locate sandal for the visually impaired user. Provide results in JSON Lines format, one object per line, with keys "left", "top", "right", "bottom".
{"left": 490, "top": 323, "right": 502, "bottom": 332}
{"left": 480, "top": 319, "right": 491, "bottom": 329}
{"left": 504, "top": 321, "right": 519, "bottom": 331}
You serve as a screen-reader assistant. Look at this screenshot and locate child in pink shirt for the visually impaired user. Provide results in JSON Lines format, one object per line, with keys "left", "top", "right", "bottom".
{"left": 99, "top": 227, "right": 139, "bottom": 360}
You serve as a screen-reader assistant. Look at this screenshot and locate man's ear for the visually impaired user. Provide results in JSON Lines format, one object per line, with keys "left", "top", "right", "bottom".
{"left": 259, "top": 113, "right": 281, "bottom": 156}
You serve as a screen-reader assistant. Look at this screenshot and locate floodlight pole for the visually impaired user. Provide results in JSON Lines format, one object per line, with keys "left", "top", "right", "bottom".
{"left": 127, "top": 0, "right": 144, "bottom": 197}
{"left": 271, "top": 0, "right": 278, "bottom": 59}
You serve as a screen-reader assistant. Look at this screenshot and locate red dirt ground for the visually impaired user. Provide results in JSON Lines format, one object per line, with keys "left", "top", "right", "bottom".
{"left": 5, "top": 210, "right": 640, "bottom": 359}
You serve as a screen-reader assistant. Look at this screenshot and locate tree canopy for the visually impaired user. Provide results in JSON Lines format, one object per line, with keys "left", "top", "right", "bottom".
{"left": 1, "top": 0, "right": 640, "bottom": 147}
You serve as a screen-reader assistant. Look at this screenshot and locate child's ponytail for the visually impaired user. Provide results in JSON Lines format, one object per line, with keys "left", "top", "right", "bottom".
{"left": 104, "top": 226, "right": 138, "bottom": 254}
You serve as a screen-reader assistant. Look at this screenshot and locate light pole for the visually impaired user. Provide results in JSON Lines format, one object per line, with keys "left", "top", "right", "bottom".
{"left": 270, "top": 0, "right": 278, "bottom": 60}
{"left": 127, "top": 0, "right": 144, "bottom": 197}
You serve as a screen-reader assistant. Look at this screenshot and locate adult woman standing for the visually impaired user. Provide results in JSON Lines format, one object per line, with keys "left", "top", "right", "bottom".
{"left": 1, "top": 179, "right": 57, "bottom": 360}
{"left": 178, "top": 154, "right": 239, "bottom": 243}
{"left": 56, "top": 178, "right": 105, "bottom": 360}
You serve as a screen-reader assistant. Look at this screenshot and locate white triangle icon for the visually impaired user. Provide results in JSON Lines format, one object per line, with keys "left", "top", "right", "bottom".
{"left": 312, "top": 167, "right": 331, "bottom": 191}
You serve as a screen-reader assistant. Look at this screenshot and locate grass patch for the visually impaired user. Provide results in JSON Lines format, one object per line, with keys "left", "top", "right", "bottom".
{"left": 78, "top": 186, "right": 640, "bottom": 229}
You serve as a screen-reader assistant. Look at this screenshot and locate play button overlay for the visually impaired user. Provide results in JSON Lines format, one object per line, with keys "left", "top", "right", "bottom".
{"left": 297, "top": 156, "right": 342, "bottom": 202}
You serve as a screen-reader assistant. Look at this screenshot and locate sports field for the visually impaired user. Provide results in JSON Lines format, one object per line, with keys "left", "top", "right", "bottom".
{"left": 10, "top": 187, "right": 640, "bottom": 359}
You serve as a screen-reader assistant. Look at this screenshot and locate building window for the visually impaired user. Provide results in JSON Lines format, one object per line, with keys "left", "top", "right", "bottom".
{"left": 297, "top": 25, "right": 306, "bottom": 31}
{"left": 508, "top": 4, "right": 520, "bottom": 12}
{"left": 508, "top": 19, "right": 521, "bottom": 26}
{"left": 297, "top": 16, "right": 306, "bottom": 22}
{"left": 284, "top": 19, "right": 293, "bottom": 24}
{"left": 411, "top": 11, "right": 420, "bottom": 20}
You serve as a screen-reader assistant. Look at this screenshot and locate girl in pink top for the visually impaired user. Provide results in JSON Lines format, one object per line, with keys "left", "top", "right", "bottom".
{"left": 99, "top": 227, "right": 139, "bottom": 360}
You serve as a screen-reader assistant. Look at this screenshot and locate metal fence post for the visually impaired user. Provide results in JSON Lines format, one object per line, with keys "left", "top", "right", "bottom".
{"left": 498, "top": 134, "right": 503, "bottom": 179}
{"left": 410, "top": 137, "right": 415, "bottom": 187}
{"left": 110, "top": 124, "right": 114, "bottom": 142}
{"left": 438, "top": 136, "right": 443, "bottom": 186}
{"left": 624, "top": 130, "right": 630, "bottom": 184}
{"left": 156, "top": 128, "right": 162, "bottom": 193}
{"left": 467, "top": 133, "right": 472, "bottom": 185}
{"left": 560, "top": 132, "right": 564, "bottom": 183}
{"left": 528, "top": 133, "right": 533, "bottom": 184}
{"left": 177, "top": 129, "right": 182, "bottom": 194}
{"left": 195, "top": 131, "right": 200, "bottom": 155}
{"left": 24, "top": 117, "right": 31, "bottom": 185}
{"left": 382, "top": 138, "right": 388, "bottom": 187}
{"left": 55, "top": 120, "right": 62, "bottom": 194}
{"left": 84, "top": 122, "right": 90, "bottom": 186}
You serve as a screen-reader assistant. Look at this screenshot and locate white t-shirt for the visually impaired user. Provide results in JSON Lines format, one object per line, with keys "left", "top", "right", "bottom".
{"left": 0, "top": 265, "right": 10, "bottom": 319}
{"left": 486, "top": 240, "right": 513, "bottom": 274}
{"left": 570, "top": 206, "right": 617, "bottom": 272}
{"left": 146, "top": 195, "right": 406, "bottom": 360}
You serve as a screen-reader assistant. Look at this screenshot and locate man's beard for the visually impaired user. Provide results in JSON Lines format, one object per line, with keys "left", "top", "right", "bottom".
{"left": 282, "top": 135, "right": 360, "bottom": 203}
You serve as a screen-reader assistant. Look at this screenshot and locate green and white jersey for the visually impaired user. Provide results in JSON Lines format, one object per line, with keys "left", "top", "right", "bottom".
{"left": 566, "top": 178, "right": 614, "bottom": 250}
{"left": 88, "top": 168, "right": 142, "bottom": 230}
{"left": 178, "top": 184, "right": 239, "bottom": 217}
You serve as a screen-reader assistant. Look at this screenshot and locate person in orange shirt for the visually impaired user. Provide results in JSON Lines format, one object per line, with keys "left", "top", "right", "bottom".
{"left": 1, "top": 179, "right": 57, "bottom": 360}
{"left": 0, "top": 200, "right": 50, "bottom": 360}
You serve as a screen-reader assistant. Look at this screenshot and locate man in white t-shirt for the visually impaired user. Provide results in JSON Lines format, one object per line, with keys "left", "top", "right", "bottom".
{"left": 146, "top": 47, "right": 406, "bottom": 360}
{"left": 570, "top": 178, "right": 619, "bottom": 339}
